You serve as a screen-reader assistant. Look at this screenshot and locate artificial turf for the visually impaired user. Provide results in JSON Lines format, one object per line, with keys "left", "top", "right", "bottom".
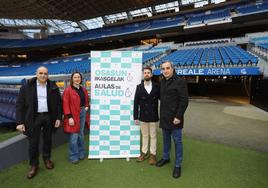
{"left": 1, "top": 134, "right": 268, "bottom": 188}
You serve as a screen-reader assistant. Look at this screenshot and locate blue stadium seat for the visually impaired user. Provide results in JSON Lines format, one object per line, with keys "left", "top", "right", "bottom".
{"left": 153, "top": 46, "right": 258, "bottom": 68}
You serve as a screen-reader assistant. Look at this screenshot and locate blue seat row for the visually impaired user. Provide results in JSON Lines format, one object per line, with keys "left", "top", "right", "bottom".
{"left": 257, "top": 43, "right": 268, "bottom": 50}
{"left": 154, "top": 46, "right": 258, "bottom": 68}
{"left": 188, "top": 9, "right": 230, "bottom": 25}
{"left": 0, "top": 89, "right": 19, "bottom": 126}
{"left": 0, "top": 103, "right": 16, "bottom": 121}
{"left": 0, "top": 55, "right": 91, "bottom": 76}
{"left": 237, "top": 2, "right": 268, "bottom": 14}
{"left": 0, "top": 93, "right": 17, "bottom": 105}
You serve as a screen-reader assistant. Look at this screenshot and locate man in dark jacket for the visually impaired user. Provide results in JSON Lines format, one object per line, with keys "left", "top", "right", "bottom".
{"left": 134, "top": 67, "right": 160, "bottom": 165}
{"left": 156, "top": 61, "right": 189, "bottom": 179}
{"left": 16, "top": 66, "right": 62, "bottom": 179}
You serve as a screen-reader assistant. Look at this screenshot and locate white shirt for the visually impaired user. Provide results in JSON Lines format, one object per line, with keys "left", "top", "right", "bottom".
{"left": 144, "top": 80, "right": 152, "bottom": 94}
{"left": 37, "top": 80, "right": 48, "bottom": 112}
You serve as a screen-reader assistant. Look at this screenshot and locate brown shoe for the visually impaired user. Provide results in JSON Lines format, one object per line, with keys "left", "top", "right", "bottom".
{"left": 44, "top": 160, "right": 54, "bottom": 169}
{"left": 27, "top": 166, "right": 38, "bottom": 179}
{"left": 136, "top": 153, "right": 149, "bottom": 162}
{"left": 148, "top": 154, "right": 157, "bottom": 165}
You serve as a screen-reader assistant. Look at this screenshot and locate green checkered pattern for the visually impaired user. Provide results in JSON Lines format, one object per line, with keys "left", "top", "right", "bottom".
{"left": 89, "top": 51, "right": 142, "bottom": 159}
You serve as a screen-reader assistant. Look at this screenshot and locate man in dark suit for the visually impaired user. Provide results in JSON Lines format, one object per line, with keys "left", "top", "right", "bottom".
{"left": 134, "top": 66, "right": 160, "bottom": 165}
{"left": 16, "top": 66, "right": 62, "bottom": 179}
{"left": 156, "top": 61, "right": 189, "bottom": 179}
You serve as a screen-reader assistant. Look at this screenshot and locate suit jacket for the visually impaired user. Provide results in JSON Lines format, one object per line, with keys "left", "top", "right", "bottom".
{"left": 16, "top": 77, "right": 62, "bottom": 136}
{"left": 160, "top": 73, "right": 188, "bottom": 129}
{"left": 134, "top": 80, "right": 160, "bottom": 122}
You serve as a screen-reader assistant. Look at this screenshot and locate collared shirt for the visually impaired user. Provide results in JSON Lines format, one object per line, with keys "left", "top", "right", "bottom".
{"left": 37, "top": 80, "right": 48, "bottom": 112}
{"left": 144, "top": 80, "right": 152, "bottom": 94}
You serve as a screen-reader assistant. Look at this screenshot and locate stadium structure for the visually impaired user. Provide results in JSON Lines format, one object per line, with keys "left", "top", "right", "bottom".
{"left": 0, "top": 0, "right": 268, "bottom": 142}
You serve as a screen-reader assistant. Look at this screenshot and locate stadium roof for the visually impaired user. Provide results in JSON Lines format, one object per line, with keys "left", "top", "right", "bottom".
{"left": 0, "top": 0, "right": 179, "bottom": 21}
{"left": 0, "top": 0, "right": 226, "bottom": 35}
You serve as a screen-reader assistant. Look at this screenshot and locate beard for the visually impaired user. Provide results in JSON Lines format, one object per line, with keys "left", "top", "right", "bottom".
{"left": 144, "top": 77, "right": 151, "bottom": 81}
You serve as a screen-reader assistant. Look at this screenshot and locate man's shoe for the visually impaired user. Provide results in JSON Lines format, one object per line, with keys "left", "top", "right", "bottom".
{"left": 155, "top": 159, "right": 170, "bottom": 167}
{"left": 148, "top": 154, "right": 157, "bottom": 165}
{"left": 136, "top": 153, "right": 149, "bottom": 162}
{"left": 44, "top": 160, "right": 54, "bottom": 169}
{"left": 173, "top": 167, "right": 181, "bottom": 178}
{"left": 27, "top": 166, "right": 38, "bottom": 179}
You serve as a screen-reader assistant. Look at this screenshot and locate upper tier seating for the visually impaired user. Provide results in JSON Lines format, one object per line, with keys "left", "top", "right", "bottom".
{"left": 237, "top": 2, "right": 268, "bottom": 15}
{"left": 153, "top": 46, "right": 258, "bottom": 68}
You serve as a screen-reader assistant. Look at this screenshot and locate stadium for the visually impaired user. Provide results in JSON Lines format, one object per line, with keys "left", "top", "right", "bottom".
{"left": 0, "top": 0, "right": 268, "bottom": 187}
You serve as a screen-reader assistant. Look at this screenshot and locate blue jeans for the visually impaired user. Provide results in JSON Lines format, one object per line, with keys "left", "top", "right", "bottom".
{"left": 69, "top": 108, "right": 87, "bottom": 162}
{"left": 162, "top": 128, "right": 183, "bottom": 167}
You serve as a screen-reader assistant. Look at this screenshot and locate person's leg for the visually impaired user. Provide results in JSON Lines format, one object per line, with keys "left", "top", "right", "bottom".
{"left": 26, "top": 115, "right": 42, "bottom": 178}
{"left": 28, "top": 115, "right": 42, "bottom": 167}
{"left": 69, "top": 133, "right": 79, "bottom": 163}
{"left": 78, "top": 108, "right": 87, "bottom": 159}
{"left": 137, "top": 121, "right": 149, "bottom": 162}
{"left": 156, "top": 128, "right": 171, "bottom": 167}
{"left": 148, "top": 122, "right": 158, "bottom": 165}
{"left": 162, "top": 128, "right": 171, "bottom": 160}
{"left": 140, "top": 121, "right": 149, "bottom": 155}
{"left": 149, "top": 122, "right": 157, "bottom": 155}
{"left": 171, "top": 129, "right": 183, "bottom": 168}
{"left": 42, "top": 114, "right": 52, "bottom": 161}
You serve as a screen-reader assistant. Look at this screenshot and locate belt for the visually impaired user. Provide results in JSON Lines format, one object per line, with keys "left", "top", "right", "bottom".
{"left": 37, "top": 112, "right": 49, "bottom": 115}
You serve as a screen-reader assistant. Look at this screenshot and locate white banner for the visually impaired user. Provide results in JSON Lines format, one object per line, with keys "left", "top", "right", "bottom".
{"left": 89, "top": 51, "right": 142, "bottom": 159}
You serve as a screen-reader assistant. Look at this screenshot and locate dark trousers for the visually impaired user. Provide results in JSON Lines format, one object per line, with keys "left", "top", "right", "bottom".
{"left": 28, "top": 113, "right": 52, "bottom": 166}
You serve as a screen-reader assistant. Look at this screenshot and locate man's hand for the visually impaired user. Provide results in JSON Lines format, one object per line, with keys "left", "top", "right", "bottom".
{"left": 69, "top": 118, "right": 75, "bottom": 126}
{"left": 134, "top": 120, "right": 140, "bottom": 125}
{"left": 16, "top": 124, "right": 25, "bottom": 132}
{"left": 173, "top": 117, "right": 181, "bottom": 125}
{"left": 54, "top": 120, "right": 61, "bottom": 128}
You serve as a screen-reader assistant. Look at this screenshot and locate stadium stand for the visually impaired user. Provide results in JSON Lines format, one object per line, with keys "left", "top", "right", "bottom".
{"left": 0, "top": 54, "right": 91, "bottom": 76}
{"left": 0, "top": 89, "right": 18, "bottom": 127}
{"left": 1, "top": 1, "right": 268, "bottom": 49}
{"left": 153, "top": 45, "right": 258, "bottom": 68}
{"left": 236, "top": 2, "right": 268, "bottom": 15}
{"left": 187, "top": 9, "right": 231, "bottom": 26}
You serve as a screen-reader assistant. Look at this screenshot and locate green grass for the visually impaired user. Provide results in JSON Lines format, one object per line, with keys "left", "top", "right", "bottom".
{"left": 0, "top": 128, "right": 20, "bottom": 142}
{"left": 1, "top": 135, "right": 268, "bottom": 188}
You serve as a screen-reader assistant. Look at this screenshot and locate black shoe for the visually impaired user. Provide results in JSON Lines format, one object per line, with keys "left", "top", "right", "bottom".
{"left": 155, "top": 159, "right": 170, "bottom": 167}
{"left": 173, "top": 167, "right": 181, "bottom": 178}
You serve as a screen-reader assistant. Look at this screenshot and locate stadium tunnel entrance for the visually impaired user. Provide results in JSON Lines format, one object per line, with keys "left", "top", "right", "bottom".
{"left": 153, "top": 68, "right": 266, "bottom": 110}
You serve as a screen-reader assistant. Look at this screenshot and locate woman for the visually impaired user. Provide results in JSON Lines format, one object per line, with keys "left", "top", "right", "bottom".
{"left": 63, "top": 72, "right": 90, "bottom": 164}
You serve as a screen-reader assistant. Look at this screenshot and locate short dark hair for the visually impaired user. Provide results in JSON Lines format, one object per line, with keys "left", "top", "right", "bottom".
{"left": 70, "top": 71, "right": 83, "bottom": 86}
{"left": 142, "top": 66, "right": 152, "bottom": 73}
{"left": 161, "top": 61, "right": 174, "bottom": 69}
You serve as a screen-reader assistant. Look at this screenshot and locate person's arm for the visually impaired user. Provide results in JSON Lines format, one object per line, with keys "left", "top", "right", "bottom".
{"left": 56, "top": 87, "right": 63, "bottom": 120}
{"left": 54, "top": 86, "right": 62, "bottom": 128}
{"left": 133, "top": 85, "right": 140, "bottom": 124}
{"left": 62, "top": 88, "right": 74, "bottom": 126}
{"left": 84, "top": 87, "right": 89, "bottom": 111}
{"left": 175, "top": 78, "right": 189, "bottom": 120}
